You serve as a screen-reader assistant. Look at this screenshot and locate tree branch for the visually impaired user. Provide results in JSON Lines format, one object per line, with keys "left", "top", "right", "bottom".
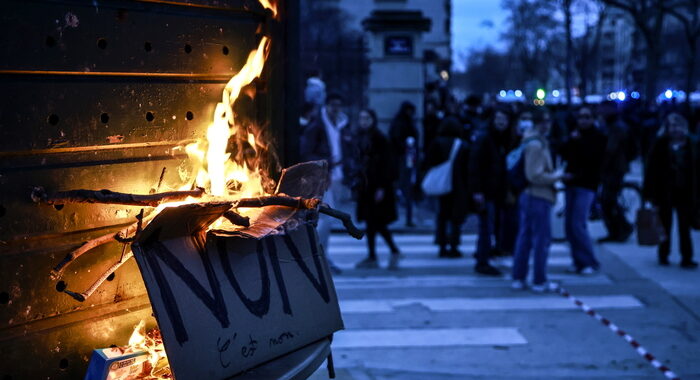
{"left": 32, "top": 187, "right": 205, "bottom": 207}
{"left": 318, "top": 204, "right": 364, "bottom": 240}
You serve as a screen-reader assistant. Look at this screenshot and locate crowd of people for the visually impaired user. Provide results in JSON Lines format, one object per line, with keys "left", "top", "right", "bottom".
{"left": 301, "top": 72, "right": 700, "bottom": 289}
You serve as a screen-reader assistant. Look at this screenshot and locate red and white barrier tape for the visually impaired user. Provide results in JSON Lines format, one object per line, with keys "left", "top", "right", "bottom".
{"left": 558, "top": 287, "right": 680, "bottom": 380}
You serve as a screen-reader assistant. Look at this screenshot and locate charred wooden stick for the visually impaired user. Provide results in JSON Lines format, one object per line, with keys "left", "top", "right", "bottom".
{"left": 50, "top": 212, "right": 155, "bottom": 280}
{"left": 32, "top": 186, "right": 205, "bottom": 207}
{"left": 223, "top": 210, "right": 250, "bottom": 227}
{"left": 234, "top": 195, "right": 321, "bottom": 210}
{"left": 50, "top": 232, "right": 117, "bottom": 280}
{"left": 318, "top": 205, "right": 364, "bottom": 240}
{"left": 63, "top": 250, "right": 134, "bottom": 302}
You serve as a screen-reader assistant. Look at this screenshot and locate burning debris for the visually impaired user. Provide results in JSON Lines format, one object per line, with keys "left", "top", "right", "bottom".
{"left": 85, "top": 320, "right": 171, "bottom": 380}
{"left": 28, "top": 2, "right": 353, "bottom": 376}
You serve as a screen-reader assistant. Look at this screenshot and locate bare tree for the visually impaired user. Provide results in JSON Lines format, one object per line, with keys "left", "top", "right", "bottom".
{"left": 572, "top": 0, "right": 607, "bottom": 98}
{"left": 665, "top": 0, "right": 700, "bottom": 111}
{"left": 502, "top": 0, "right": 565, "bottom": 91}
{"left": 602, "top": 0, "right": 678, "bottom": 103}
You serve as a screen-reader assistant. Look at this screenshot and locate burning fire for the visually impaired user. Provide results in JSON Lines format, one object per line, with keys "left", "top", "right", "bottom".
{"left": 124, "top": 320, "right": 171, "bottom": 379}
{"left": 118, "top": 6, "right": 276, "bottom": 376}
{"left": 182, "top": 36, "right": 270, "bottom": 201}
{"left": 259, "top": 0, "right": 278, "bottom": 17}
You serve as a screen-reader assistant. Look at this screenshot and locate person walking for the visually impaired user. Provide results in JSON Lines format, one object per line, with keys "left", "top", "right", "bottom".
{"left": 389, "top": 101, "right": 419, "bottom": 227}
{"left": 353, "top": 109, "right": 402, "bottom": 270}
{"left": 511, "top": 111, "right": 568, "bottom": 292}
{"left": 561, "top": 106, "right": 607, "bottom": 274}
{"left": 424, "top": 116, "right": 470, "bottom": 258}
{"left": 469, "top": 107, "right": 516, "bottom": 276}
{"left": 643, "top": 113, "right": 699, "bottom": 269}
{"left": 299, "top": 93, "right": 350, "bottom": 274}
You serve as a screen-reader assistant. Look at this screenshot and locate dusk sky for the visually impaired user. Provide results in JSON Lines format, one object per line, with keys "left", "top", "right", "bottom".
{"left": 452, "top": 0, "right": 508, "bottom": 72}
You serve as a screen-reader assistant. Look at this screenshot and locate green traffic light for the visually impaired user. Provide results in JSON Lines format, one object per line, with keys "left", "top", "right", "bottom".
{"left": 536, "top": 89, "right": 546, "bottom": 100}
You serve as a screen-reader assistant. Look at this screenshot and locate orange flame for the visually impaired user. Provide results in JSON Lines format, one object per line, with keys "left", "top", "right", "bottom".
{"left": 259, "top": 0, "right": 278, "bottom": 17}
{"left": 183, "top": 36, "right": 271, "bottom": 201}
{"left": 125, "top": 320, "right": 170, "bottom": 378}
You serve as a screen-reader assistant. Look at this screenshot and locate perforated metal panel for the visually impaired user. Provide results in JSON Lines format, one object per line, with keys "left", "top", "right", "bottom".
{"left": 0, "top": 1, "right": 298, "bottom": 378}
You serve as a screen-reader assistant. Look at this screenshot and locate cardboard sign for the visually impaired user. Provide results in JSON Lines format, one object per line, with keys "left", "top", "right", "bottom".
{"left": 131, "top": 203, "right": 343, "bottom": 379}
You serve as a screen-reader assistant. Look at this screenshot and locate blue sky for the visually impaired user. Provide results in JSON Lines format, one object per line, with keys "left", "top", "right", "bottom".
{"left": 452, "top": 0, "right": 508, "bottom": 72}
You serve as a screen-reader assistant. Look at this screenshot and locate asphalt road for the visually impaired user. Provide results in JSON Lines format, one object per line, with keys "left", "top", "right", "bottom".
{"left": 309, "top": 222, "right": 700, "bottom": 380}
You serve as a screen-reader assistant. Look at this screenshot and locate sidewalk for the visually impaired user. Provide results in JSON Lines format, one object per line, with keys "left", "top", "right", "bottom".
{"left": 590, "top": 221, "right": 700, "bottom": 321}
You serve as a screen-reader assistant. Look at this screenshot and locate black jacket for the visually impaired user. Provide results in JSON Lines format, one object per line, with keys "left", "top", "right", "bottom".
{"left": 468, "top": 128, "right": 513, "bottom": 202}
{"left": 561, "top": 127, "right": 607, "bottom": 191}
{"left": 355, "top": 127, "right": 398, "bottom": 225}
{"left": 643, "top": 135, "right": 700, "bottom": 210}
{"left": 299, "top": 116, "right": 353, "bottom": 176}
{"left": 425, "top": 136, "right": 470, "bottom": 218}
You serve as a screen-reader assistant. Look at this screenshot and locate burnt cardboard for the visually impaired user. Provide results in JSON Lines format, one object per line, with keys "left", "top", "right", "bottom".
{"left": 131, "top": 203, "right": 343, "bottom": 379}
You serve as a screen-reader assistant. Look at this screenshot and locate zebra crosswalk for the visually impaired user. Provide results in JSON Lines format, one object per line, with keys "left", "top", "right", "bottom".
{"left": 314, "top": 232, "right": 646, "bottom": 378}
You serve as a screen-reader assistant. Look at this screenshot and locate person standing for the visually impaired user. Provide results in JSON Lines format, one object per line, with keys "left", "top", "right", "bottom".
{"left": 353, "top": 109, "right": 401, "bottom": 270}
{"left": 424, "top": 116, "right": 470, "bottom": 258}
{"left": 599, "top": 111, "right": 634, "bottom": 243}
{"left": 561, "top": 107, "right": 607, "bottom": 274}
{"left": 643, "top": 113, "right": 699, "bottom": 269}
{"left": 423, "top": 100, "right": 442, "bottom": 160}
{"left": 304, "top": 69, "right": 326, "bottom": 110}
{"left": 389, "top": 101, "right": 419, "bottom": 227}
{"left": 469, "top": 107, "right": 515, "bottom": 276}
{"left": 299, "top": 93, "right": 350, "bottom": 274}
{"left": 511, "top": 111, "right": 567, "bottom": 291}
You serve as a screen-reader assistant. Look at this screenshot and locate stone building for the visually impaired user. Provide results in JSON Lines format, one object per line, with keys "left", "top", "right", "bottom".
{"left": 316, "top": 0, "right": 452, "bottom": 130}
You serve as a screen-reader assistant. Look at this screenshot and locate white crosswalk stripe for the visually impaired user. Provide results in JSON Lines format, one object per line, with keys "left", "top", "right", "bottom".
{"left": 334, "top": 256, "right": 573, "bottom": 270}
{"left": 322, "top": 232, "right": 644, "bottom": 369}
{"left": 333, "top": 328, "right": 528, "bottom": 348}
{"left": 339, "top": 295, "right": 642, "bottom": 313}
{"left": 333, "top": 274, "right": 612, "bottom": 289}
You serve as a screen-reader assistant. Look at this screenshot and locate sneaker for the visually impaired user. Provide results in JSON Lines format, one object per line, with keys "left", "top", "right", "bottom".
{"left": 438, "top": 247, "right": 449, "bottom": 258}
{"left": 680, "top": 260, "right": 698, "bottom": 269}
{"left": 387, "top": 255, "right": 400, "bottom": 271}
{"left": 511, "top": 280, "right": 526, "bottom": 290}
{"left": 531, "top": 281, "right": 560, "bottom": 293}
{"left": 475, "top": 263, "right": 502, "bottom": 276}
{"left": 354, "top": 257, "right": 379, "bottom": 269}
{"left": 579, "top": 266, "right": 598, "bottom": 275}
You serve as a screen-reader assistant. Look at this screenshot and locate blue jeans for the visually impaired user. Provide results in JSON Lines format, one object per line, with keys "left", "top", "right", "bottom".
{"left": 512, "top": 193, "right": 552, "bottom": 284}
{"left": 565, "top": 187, "right": 599, "bottom": 270}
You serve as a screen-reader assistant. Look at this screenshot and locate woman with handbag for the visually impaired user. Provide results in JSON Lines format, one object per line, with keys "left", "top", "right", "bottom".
{"left": 643, "top": 113, "right": 699, "bottom": 269}
{"left": 422, "top": 117, "right": 472, "bottom": 260}
{"left": 353, "top": 109, "right": 402, "bottom": 270}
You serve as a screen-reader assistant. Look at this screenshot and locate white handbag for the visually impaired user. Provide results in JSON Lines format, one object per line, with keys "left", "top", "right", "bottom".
{"left": 421, "top": 139, "right": 461, "bottom": 196}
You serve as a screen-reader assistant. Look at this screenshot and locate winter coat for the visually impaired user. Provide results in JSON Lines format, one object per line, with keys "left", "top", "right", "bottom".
{"left": 299, "top": 108, "right": 352, "bottom": 179}
{"left": 424, "top": 136, "right": 470, "bottom": 219}
{"left": 355, "top": 127, "right": 398, "bottom": 225}
{"left": 643, "top": 135, "right": 700, "bottom": 213}
{"left": 522, "top": 129, "right": 559, "bottom": 204}
{"left": 468, "top": 128, "right": 514, "bottom": 203}
{"left": 389, "top": 113, "right": 419, "bottom": 159}
{"left": 560, "top": 127, "right": 607, "bottom": 191}
{"left": 602, "top": 120, "right": 635, "bottom": 181}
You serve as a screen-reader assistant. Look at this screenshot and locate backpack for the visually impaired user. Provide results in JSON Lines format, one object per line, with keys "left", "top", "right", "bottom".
{"left": 506, "top": 136, "right": 542, "bottom": 194}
